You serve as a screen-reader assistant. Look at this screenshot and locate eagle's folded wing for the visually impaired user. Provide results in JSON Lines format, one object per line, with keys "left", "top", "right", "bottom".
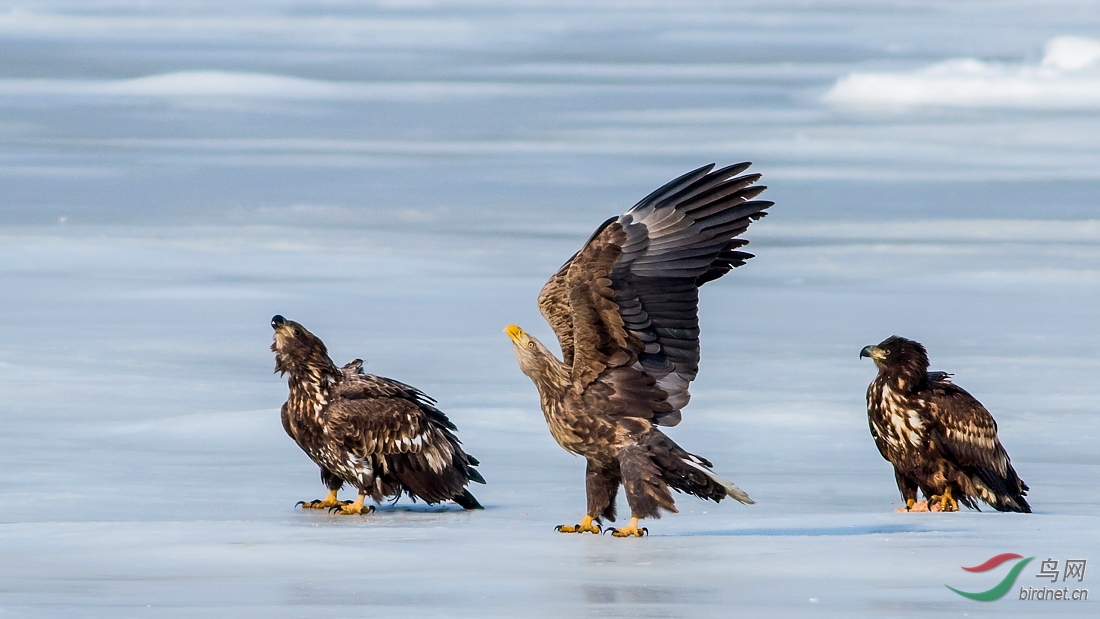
{"left": 327, "top": 388, "right": 483, "bottom": 500}
{"left": 926, "top": 383, "right": 1011, "bottom": 477}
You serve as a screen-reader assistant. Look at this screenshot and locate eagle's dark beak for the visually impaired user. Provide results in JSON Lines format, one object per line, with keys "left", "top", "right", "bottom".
{"left": 271, "top": 315, "right": 286, "bottom": 329}
{"left": 860, "top": 345, "right": 886, "bottom": 360}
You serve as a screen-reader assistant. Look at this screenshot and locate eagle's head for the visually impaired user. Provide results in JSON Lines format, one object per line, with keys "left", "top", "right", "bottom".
{"left": 271, "top": 315, "right": 338, "bottom": 379}
{"left": 504, "top": 324, "right": 566, "bottom": 385}
{"left": 860, "top": 335, "right": 930, "bottom": 389}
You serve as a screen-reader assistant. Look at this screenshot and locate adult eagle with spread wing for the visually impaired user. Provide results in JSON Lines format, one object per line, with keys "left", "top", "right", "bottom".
{"left": 860, "top": 336, "right": 1030, "bottom": 513}
{"left": 504, "top": 163, "right": 770, "bottom": 537}
{"left": 271, "top": 315, "right": 484, "bottom": 514}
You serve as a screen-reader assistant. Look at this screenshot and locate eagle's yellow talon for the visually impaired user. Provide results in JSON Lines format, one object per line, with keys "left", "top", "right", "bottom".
{"left": 606, "top": 517, "right": 646, "bottom": 537}
{"left": 932, "top": 488, "right": 959, "bottom": 512}
{"left": 327, "top": 494, "right": 374, "bottom": 515}
{"left": 556, "top": 515, "right": 601, "bottom": 534}
{"left": 297, "top": 490, "right": 346, "bottom": 509}
{"left": 329, "top": 504, "right": 375, "bottom": 515}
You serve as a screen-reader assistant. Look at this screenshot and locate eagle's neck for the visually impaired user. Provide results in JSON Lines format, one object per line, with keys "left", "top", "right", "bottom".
{"left": 876, "top": 361, "right": 929, "bottom": 395}
{"left": 530, "top": 354, "right": 586, "bottom": 451}
{"left": 868, "top": 373, "right": 927, "bottom": 450}
{"left": 533, "top": 353, "right": 571, "bottom": 398}
{"left": 285, "top": 362, "right": 340, "bottom": 426}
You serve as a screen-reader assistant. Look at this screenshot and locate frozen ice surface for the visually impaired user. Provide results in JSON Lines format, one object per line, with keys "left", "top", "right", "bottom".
{"left": 1, "top": 1, "right": 1099, "bottom": 617}
{"left": 2, "top": 222, "right": 1097, "bottom": 617}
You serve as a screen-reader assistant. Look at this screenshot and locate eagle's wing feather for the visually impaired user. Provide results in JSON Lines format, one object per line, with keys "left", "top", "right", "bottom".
{"left": 564, "top": 163, "right": 771, "bottom": 427}
{"left": 925, "top": 379, "right": 1008, "bottom": 474}
{"left": 924, "top": 377, "right": 1028, "bottom": 510}
{"left": 328, "top": 369, "right": 483, "bottom": 501}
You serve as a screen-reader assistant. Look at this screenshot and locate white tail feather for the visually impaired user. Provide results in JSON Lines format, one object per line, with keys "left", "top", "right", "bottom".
{"left": 682, "top": 458, "right": 755, "bottom": 504}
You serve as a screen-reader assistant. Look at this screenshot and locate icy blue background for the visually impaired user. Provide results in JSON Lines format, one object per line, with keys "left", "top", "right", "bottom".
{"left": 1, "top": 1, "right": 1097, "bottom": 616}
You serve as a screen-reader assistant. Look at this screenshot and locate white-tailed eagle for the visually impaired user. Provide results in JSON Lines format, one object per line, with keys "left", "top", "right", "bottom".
{"left": 272, "top": 315, "right": 484, "bottom": 514}
{"left": 504, "top": 163, "right": 771, "bottom": 536}
{"left": 861, "top": 336, "right": 1030, "bottom": 513}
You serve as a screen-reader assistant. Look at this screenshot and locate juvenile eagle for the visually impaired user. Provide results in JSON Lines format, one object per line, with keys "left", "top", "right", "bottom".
{"left": 860, "top": 336, "right": 1030, "bottom": 513}
{"left": 271, "top": 315, "right": 484, "bottom": 514}
{"left": 505, "top": 163, "right": 770, "bottom": 537}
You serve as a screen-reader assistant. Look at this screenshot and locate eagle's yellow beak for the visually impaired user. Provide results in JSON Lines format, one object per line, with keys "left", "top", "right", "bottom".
{"left": 504, "top": 324, "right": 525, "bottom": 343}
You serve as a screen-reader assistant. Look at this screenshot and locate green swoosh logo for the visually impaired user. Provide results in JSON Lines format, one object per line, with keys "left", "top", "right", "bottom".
{"left": 947, "top": 557, "right": 1034, "bottom": 601}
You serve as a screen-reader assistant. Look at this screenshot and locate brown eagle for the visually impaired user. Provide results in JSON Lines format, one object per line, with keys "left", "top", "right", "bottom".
{"left": 271, "top": 315, "right": 484, "bottom": 514}
{"left": 504, "top": 163, "right": 770, "bottom": 537}
{"left": 860, "top": 336, "right": 1030, "bottom": 513}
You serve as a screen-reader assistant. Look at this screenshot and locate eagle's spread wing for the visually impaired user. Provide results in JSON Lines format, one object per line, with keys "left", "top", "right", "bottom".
{"left": 328, "top": 364, "right": 483, "bottom": 502}
{"left": 538, "top": 256, "right": 582, "bottom": 367}
{"left": 560, "top": 163, "right": 771, "bottom": 428}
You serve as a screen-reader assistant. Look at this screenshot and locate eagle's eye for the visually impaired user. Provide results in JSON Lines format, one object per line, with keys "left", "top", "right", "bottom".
{"left": 884, "top": 349, "right": 891, "bottom": 356}
{"left": 526, "top": 341, "right": 535, "bottom": 350}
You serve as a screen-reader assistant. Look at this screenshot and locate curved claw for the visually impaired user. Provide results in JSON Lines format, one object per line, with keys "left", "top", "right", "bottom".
{"left": 557, "top": 522, "right": 601, "bottom": 534}
{"left": 556, "top": 516, "right": 601, "bottom": 534}
{"left": 603, "top": 527, "right": 615, "bottom": 536}
{"left": 295, "top": 500, "right": 307, "bottom": 508}
{"left": 329, "top": 504, "right": 376, "bottom": 515}
{"left": 606, "top": 518, "right": 647, "bottom": 537}
{"left": 608, "top": 528, "right": 648, "bottom": 538}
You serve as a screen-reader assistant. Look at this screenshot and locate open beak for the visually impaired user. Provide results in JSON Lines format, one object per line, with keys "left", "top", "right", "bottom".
{"left": 860, "top": 345, "right": 886, "bottom": 360}
{"left": 504, "top": 324, "right": 525, "bottom": 343}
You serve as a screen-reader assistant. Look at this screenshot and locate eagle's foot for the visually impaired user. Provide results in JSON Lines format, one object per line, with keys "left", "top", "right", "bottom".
{"left": 895, "top": 499, "right": 930, "bottom": 513}
{"left": 555, "top": 516, "right": 601, "bottom": 534}
{"left": 296, "top": 490, "right": 348, "bottom": 509}
{"left": 930, "top": 489, "right": 959, "bottom": 512}
{"left": 605, "top": 517, "right": 647, "bottom": 538}
{"left": 328, "top": 503, "right": 375, "bottom": 516}
{"left": 327, "top": 494, "right": 374, "bottom": 515}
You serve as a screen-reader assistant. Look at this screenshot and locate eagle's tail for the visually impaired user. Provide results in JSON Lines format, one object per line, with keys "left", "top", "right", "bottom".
{"left": 678, "top": 455, "right": 755, "bottom": 504}
{"left": 452, "top": 488, "right": 484, "bottom": 510}
{"left": 643, "top": 431, "right": 754, "bottom": 505}
{"left": 970, "top": 467, "right": 1031, "bottom": 513}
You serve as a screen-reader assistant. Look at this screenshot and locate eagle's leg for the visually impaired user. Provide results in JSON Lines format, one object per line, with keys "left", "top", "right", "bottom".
{"left": 604, "top": 445, "right": 671, "bottom": 538}
{"left": 299, "top": 468, "right": 351, "bottom": 509}
{"left": 893, "top": 469, "right": 923, "bottom": 512}
{"left": 296, "top": 489, "right": 348, "bottom": 509}
{"left": 557, "top": 461, "right": 617, "bottom": 534}
{"left": 329, "top": 492, "right": 376, "bottom": 516}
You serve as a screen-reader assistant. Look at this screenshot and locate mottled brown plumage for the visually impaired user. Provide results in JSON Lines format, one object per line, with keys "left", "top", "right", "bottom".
{"left": 271, "top": 315, "right": 483, "bottom": 514}
{"left": 861, "top": 336, "right": 1030, "bottom": 513}
{"left": 506, "top": 163, "right": 771, "bottom": 536}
